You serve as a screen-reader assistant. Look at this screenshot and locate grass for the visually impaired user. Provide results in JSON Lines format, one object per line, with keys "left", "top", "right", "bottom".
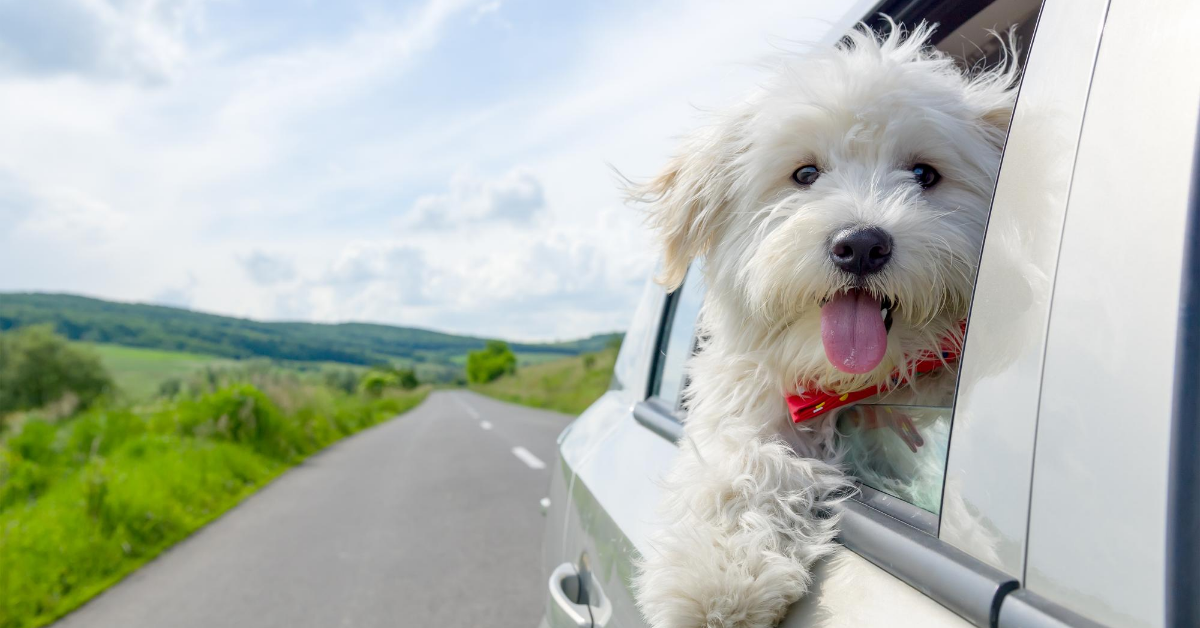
{"left": 470, "top": 348, "right": 617, "bottom": 415}
{"left": 448, "top": 352, "right": 575, "bottom": 367}
{"left": 85, "top": 343, "right": 232, "bottom": 401}
{"left": 513, "top": 352, "right": 573, "bottom": 367}
{"left": 0, "top": 382, "right": 428, "bottom": 628}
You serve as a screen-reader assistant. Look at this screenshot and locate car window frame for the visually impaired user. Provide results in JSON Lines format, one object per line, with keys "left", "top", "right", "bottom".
{"left": 634, "top": 269, "right": 703, "bottom": 441}
{"left": 646, "top": 280, "right": 686, "bottom": 413}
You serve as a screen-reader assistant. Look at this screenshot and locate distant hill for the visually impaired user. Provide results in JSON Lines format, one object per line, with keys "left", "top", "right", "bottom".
{"left": 0, "top": 293, "right": 621, "bottom": 367}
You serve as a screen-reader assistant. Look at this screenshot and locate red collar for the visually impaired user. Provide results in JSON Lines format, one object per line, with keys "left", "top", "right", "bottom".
{"left": 786, "top": 324, "right": 964, "bottom": 424}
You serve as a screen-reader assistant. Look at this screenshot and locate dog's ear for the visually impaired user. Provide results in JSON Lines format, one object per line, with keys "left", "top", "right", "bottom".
{"left": 963, "top": 79, "right": 1017, "bottom": 151}
{"left": 968, "top": 32, "right": 1021, "bottom": 138}
{"left": 630, "top": 127, "right": 737, "bottom": 291}
{"left": 979, "top": 102, "right": 1015, "bottom": 133}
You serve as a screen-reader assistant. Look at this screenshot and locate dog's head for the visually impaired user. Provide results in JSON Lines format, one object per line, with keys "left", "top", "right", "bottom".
{"left": 635, "top": 23, "right": 1018, "bottom": 392}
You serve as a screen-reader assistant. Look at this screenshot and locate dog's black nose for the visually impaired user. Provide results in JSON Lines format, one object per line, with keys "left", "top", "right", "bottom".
{"left": 829, "top": 226, "right": 893, "bottom": 276}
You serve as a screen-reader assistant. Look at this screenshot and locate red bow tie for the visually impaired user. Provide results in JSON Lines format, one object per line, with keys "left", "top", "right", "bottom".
{"left": 786, "top": 325, "right": 964, "bottom": 424}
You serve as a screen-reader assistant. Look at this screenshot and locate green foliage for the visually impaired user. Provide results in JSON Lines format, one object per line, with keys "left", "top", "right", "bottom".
{"left": 0, "top": 293, "right": 621, "bottom": 373}
{"left": 157, "top": 377, "right": 183, "bottom": 399}
{"left": 358, "top": 365, "right": 420, "bottom": 398}
{"left": 0, "top": 326, "right": 114, "bottom": 415}
{"left": 0, "top": 381, "right": 429, "bottom": 628}
{"left": 471, "top": 348, "right": 617, "bottom": 415}
{"left": 466, "top": 341, "right": 517, "bottom": 384}
{"left": 359, "top": 371, "right": 394, "bottom": 397}
{"left": 322, "top": 368, "right": 360, "bottom": 394}
{"left": 170, "top": 385, "right": 300, "bottom": 460}
{"left": 395, "top": 368, "right": 419, "bottom": 390}
{"left": 86, "top": 343, "right": 230, "bottom": 401}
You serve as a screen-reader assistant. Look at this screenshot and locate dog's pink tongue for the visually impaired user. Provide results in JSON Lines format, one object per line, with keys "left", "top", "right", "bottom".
{"left": 821, "top": 290, "right": 887, "bottom": 374}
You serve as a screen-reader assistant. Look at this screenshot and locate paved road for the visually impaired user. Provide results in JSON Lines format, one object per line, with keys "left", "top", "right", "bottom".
{"left": 53, "top": 391, "right": 569, "bottom": 628}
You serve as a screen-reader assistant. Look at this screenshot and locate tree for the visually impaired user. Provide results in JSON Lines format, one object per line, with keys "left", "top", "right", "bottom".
{"left": 0, "top": 325, "right": 114, "bottom": 414}
{"left": 358, "top": 365, "right": 420, "bottom": 397}
{"left": 466, "top": 340, "right": 517, "bottom": 384}
{"left": 359, "top": 371, "right": 397, "bottom": 397}
{"left": 394, "top": 367, "right": 419, "bottom": 390}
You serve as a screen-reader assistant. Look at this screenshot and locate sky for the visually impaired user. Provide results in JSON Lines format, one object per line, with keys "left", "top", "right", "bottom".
{"left": 0, "top": 0, "right": 865, "bottom": 341}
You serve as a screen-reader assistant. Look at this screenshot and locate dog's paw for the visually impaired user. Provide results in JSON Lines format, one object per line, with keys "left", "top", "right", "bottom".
{"left": 636, "top": 536, "right": 806, "bottom": 628}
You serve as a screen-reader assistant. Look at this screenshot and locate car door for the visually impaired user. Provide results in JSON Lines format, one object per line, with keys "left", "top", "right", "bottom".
{"left": 540, "top": 274, "right": 670, "bottom": 628}
{"left": 995, "top": 0, "right": 1200, "bottom": 625}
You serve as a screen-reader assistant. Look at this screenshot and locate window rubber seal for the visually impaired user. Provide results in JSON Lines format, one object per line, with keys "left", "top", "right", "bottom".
{"left": 839, "top": 499, "right": 1018, "bottom": 627}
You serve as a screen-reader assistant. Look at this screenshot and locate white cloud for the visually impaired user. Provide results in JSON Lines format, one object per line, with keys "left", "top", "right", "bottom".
{"left": 0, "top": 0, "right": 206, "bottom": 82}
{"left": 294, "top": 220, "right": 648, "bottom": 340}
{"left": 321, "top": 243, "right": 435, "bottom": 305}
{"left": 239, "top": 251, "right": 297, "bottom": 286}
{"left": 12, "top": 184, "right": 129, "bottom": 244}
{"left": 408, "top": 167, "right": 546, "bottom": 230}
{"left": 472, "top": 0, "right": 501, "bottom": 21}
{"left": 154, "top": 272, "right": 198, "bottom": 308}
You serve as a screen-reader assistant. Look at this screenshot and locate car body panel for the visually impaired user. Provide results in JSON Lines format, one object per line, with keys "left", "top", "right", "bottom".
{"left": 1023, "top": 0, "right": 1200, "bottom": 624}
{"left": 782, "top": 550, "right": 970, "bottom": 628}
{"left": 570, "top": 415, "right": 677, "bottom": 560}
{"left": 940, "top": 0, "right": 1109, "bottom": 575}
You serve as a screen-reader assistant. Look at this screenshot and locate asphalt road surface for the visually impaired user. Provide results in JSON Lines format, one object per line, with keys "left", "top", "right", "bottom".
{"left": 52, "top": 390, "right": 569, "bottom": 628}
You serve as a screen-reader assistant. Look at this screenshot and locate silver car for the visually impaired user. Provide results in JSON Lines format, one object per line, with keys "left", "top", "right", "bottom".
{"left": 539, "top": 0, "right": 1200, "bottom": 625}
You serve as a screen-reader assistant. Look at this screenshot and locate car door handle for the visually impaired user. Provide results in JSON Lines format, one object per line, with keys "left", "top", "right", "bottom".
{"left": 548, "top": 562, "right": 591, "bottom": 628}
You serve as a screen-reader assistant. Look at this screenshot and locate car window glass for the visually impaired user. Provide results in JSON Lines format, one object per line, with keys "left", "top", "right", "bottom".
{"left": 611, "top": 278, "right": 665, "bottom": 394}
{"left": 655, "top": 266, "right": 705, "bottom": 412}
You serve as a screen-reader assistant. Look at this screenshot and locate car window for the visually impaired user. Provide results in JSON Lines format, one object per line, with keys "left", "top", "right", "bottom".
{"left": 611, "top": 278, "right": 667, "bottom": 394}
{"left": 652, "top": 265, "right": 705, "bottom": 413}
{"left": 833, "top": 0, "right": 1040, "bottom": 517}
{"left": 837, "top": 405, "right": 953, "bottom": 514}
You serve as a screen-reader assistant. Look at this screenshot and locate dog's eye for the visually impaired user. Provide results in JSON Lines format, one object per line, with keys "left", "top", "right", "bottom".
{"left": 792, "top": 165, "right": 820, "bottom": 186}
{"left": 912, "top": 163, "right": 940, "bottom": 189}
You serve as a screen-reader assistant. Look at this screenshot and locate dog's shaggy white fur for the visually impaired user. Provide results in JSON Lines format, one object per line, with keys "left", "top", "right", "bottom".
{"left": 631, "top": 23, "right": 1018, "bottom": 628}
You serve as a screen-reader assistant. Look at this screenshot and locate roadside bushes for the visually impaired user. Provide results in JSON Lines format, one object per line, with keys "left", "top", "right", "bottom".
{"left": 465, "top": 341, "right": 517, "bottom": 384}
{"left": 170, "top": 385, "right": 301, "bottom": 459}
{"left": 0, "top": 326, "right": 113, "bottom": 416}
{"left": 359, "top": 365, "right": 419, "bottom": 397}
{"left": 470, "top": 348, "right": 617, "bottom": 415}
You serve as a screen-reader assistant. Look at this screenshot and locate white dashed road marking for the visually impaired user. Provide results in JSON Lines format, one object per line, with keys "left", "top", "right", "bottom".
{"left": 454, "top": 396, "right": 480, "bottom": 420}
{"left": 480, "top": 420, "right": 493, "bottom": 430}
{"left": 511, "top": 446, "right": 546, "bottom": 470}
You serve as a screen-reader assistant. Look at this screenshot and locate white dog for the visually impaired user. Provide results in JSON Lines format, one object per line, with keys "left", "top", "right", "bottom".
{"left": 631, "top": 22, "right": 1018, "bottom": 628}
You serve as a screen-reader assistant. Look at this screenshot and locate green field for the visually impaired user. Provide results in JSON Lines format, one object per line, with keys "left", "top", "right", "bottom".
{"left": 84, "top": 343, "right": 375, "bottom": 402}
{"left": 470, "top": 348, "right": 617, "bottom": 415}
{"left": 86, "top": 343, "right": 233, "bottom": 400}
{"left": 513, "top": 352, "right": 574, "bottom": 367}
